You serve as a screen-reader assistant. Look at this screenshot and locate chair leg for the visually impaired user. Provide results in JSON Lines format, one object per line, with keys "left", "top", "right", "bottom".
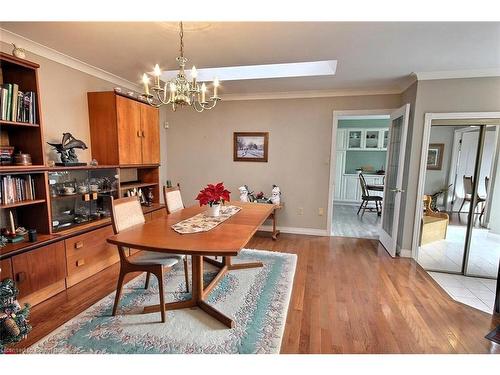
{"left": 156, "top": 267, "right": 166, "bottom": 323}
{"left": 458, "top": 199, "right": 466, "bottom": 214}
{"left": 357, "top": 200, "right": 365, "bottom": 215}
{"left": 361, "top": 200, "right": 368, "bottom": 217}
{"left": 112, "top": 270, "right": 126, "bottom": 316}
{"left": 144, "top": 272, "right": 151, "bottom": 290}
{"left": 183, "top": 256, "right": 190, "bottom": 293}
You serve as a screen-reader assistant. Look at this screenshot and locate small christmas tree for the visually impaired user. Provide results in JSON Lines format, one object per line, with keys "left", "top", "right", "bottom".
{"left": 0, "top": 278, "right": 31, "bottom": 353}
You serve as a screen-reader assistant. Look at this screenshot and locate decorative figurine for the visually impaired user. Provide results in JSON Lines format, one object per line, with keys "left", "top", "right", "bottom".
{"left": 47, "top": 133, "right": 88, "bottom": 166}
{"left": 239, "top": 186, "right": 249, "bottom": 202}
{"left": 270, "top": 185, "right": 281, "bottom": 205}
{"left": 11, "top": 44, "right": 26, "bottom": 59}
{"left": 146, "top": 188, "right": 154, "bottom": 207}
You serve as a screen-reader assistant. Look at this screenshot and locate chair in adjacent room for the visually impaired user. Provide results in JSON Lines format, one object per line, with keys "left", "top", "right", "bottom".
{"left": 110, "top": 196, "right": 188, "bottom": 323}
{"left": 458, "top": 175, "right": 486, "bottom": 217}
{"left": 357, "top": 173, "right": 383, "bottom": 217}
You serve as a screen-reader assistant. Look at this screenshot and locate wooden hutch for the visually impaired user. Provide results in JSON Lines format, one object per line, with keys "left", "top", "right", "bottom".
{"left": 0, "top": 53, "right": 165, "bottom": 306}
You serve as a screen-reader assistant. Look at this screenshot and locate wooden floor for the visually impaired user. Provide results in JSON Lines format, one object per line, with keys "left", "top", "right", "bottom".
{"left": 14, "top": 233, "right": 500, "bottom": 354}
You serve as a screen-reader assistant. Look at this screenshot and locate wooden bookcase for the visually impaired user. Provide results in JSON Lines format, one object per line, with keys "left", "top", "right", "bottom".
{"left": 1, "top": 53, "right": 51, "bottom": 237}
{"left": 0, "top": 55, "right": 164, "bottom": 308}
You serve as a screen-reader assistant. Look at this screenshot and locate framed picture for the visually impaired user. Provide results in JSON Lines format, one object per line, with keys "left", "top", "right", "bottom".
{"left": 233, "top": 132, "right": 269, "bottom": 162}
{"left": 427, "top": 143, "right": 444, "bottom": 170}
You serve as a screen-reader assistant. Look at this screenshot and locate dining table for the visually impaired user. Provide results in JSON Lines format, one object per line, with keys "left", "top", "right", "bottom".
{"left": 107, "top": 201, "right": 275, "bottom": 328}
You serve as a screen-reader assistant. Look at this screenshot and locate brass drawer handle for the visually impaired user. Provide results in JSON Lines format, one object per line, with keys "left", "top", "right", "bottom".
{"left": 141, "top": 130, "right": 146, "bottom": 137}
{"left": 15, "top": 272, "right": 26, "bottom": 283}
{"left": 76, "top": 259, "right": 85, "bottom": 267}
{"left": 137, "top": 130, "right": 141, "bottom": 137}
{"left": 74, "top": 241, "right": 84, "bottom": 249}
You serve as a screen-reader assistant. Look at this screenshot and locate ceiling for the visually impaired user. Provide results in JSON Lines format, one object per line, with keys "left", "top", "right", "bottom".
{"left": 1, "top": 22, "right": 500, "bottom": 95}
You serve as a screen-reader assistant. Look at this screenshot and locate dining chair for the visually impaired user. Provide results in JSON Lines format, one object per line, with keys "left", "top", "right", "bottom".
{"left": 458, "top": 175, "right": 486, "bottom": 216}
{"left": 110, "top": 196, "right": 188, "bottom": 323}
{"left": 163, "top": 184, "right": 218, "bottom": 261}
{"left": 163, "top": 183, "right": 184, "bottom": 214}
{"left": 163, "top": 184, "right": 194, "bottom": 269}
{"left": 357, "top": 173, "right": 383, "bottom": 216}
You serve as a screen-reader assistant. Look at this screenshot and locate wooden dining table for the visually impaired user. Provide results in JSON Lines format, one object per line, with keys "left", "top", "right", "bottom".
{"left": 107, "top": 201, "right": 275, "bottom": 328}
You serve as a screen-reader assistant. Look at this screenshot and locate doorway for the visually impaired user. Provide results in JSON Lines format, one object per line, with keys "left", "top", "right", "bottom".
{"left": 328, "top": 112, "right": 391, "bottom": 240}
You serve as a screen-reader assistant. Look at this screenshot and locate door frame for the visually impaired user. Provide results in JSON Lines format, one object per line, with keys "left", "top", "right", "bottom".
{"left": 411, "top": 111, "right": 500, "bottom": 260}
{"left": 327, "top": 108, "right": 396, "bottom": 236}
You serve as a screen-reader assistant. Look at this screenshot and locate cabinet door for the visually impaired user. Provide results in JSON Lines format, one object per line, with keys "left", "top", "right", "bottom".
{"left": 334, "top": 151, "right": 345, "bottom": 200}
{"left": 344, "top": 176, "right": 360, "bottom": 202}
{"left": 140, "top": 104, "right": 160, "bottom": 164}
{"left": 381, "top": 129, "right": 389, "bottom": 150}
{"left": 1, "top": 258, "right": 13, "bottom": 281}
{"left": 12, "top": 241, "right": 66, "bottom": 304}
{"left": 347, "top": 130, "right": 363, "bottom": 149}
{"left": 365, "top": 130, "right": 380, "bottom": 149}
{"left": 116, "top": 95, "right": 143, "bottom": 165}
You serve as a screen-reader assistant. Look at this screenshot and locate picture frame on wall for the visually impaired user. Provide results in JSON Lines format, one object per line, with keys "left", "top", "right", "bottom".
{"left": 427, "top": 143, "right": 444, "bottom": 170}
{"left": 233, "top": 132, "right": 269, "bottom": 162}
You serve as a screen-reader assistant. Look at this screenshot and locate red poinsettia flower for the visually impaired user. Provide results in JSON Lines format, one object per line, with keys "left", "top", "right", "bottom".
{"left": 196, "top": 182, "right": 231, "bottom": 207}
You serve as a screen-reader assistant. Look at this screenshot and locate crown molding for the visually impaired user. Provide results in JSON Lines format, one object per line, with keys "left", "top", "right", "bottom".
{"left": 0, "top": 28, "right": 140, "bottom": 91}
{"left": 222, "top": 87, "right": 402, "bottom": 101}
{"left": 414, "top": 68, "right": 500, "bottom": 81}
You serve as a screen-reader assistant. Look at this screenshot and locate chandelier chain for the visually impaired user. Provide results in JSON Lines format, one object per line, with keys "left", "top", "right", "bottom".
{"left": 179, "top": 21, "right": 184, "bottom": 58}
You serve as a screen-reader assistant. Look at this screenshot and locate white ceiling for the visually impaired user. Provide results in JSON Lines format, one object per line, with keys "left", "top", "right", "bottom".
{"left": 1, "top": 22, "right": 500, "bottom": 95}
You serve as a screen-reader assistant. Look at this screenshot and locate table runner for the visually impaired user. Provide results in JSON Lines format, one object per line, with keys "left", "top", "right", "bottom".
{"left": 171, "top": 205, "right": 242, "bottom": 234}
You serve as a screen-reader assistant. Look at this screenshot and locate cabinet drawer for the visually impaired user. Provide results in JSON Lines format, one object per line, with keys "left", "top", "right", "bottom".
{"left": 1, "top": 258, "right": 13, "bottom": 281}
{"left": 12, "top": 241, "right": 67, "bottom": 305}
{"left": 65, "top": 226, "right": 119, "bottom": 287}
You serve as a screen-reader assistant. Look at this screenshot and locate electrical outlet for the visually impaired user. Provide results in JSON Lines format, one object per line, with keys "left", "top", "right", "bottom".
{"left": 318, "top": 208, "right": 324, "bottom": 216}
{"left": 298, "top": 207, "right": 304, "bottom": 215}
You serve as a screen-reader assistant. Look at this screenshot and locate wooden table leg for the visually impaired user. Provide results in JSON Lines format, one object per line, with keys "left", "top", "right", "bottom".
{"left": 143, "top": 254, "right": 262, "bottom": 328}
{"left": 271, "top": 211, "right": 281, "bottom": 240}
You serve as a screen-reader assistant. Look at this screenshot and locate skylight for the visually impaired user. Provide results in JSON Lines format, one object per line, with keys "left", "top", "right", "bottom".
{"left": 159, "top": 60, "right": 337, "bottom": 82}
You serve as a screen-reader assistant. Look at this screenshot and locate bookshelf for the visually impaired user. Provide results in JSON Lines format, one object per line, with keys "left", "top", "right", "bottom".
{"left": 0, "top": 54, "right": 164, "bottom": 307}
{"left": 0, "top": 53, "right": 51, "bottom": 246}
{"left": 0, "top": 53, "right": 45, "bottom": 168}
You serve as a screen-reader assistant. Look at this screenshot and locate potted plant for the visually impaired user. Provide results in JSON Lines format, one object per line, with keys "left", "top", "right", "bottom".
{"left": 196, "top": 182, "right": 231, "bottom": 217}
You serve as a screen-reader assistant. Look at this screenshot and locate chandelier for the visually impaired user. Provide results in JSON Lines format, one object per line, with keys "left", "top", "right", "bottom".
{"left": 141, "top": 22, "right": 220, "bottom": 112}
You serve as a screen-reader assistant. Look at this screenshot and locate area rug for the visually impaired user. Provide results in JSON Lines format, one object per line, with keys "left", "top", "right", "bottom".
{"left": 27, "top": 249, "right": 297, "bottom": 354}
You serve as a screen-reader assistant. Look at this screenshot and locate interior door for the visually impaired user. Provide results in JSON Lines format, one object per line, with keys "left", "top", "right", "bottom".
{"left": 116, "top": 95, "right": 143, "bottom": 165}
{"left": 379, "top": 104, "right": 410, "bottom": 256}
{"left": 140, "top": 104, "right": 160, "bottom": 164}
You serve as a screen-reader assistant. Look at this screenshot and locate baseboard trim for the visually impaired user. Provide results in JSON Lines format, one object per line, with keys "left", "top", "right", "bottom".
{"left": 399, "top": 248, "right": 412, "bottom": 258}
{"left": 259, "top": 225, "right": 328, "bottom": 237}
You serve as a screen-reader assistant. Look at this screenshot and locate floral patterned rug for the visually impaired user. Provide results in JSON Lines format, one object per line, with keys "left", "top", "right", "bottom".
{"left": 27, "top": 249, "right": 297, "bottom": 354}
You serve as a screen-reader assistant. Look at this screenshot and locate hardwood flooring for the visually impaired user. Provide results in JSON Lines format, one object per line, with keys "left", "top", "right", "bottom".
{"left": 14, "top": 233, "right": 500, "bottom": 353}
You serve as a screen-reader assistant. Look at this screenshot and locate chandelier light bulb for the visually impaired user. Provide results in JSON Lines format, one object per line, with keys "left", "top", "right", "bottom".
{"left": 191, "top": 66, "right": 198, "bottom": 79}
{"left": 153, "top": 64, "right": 161, "bottom": 77}
{"left": 142, "top": 73, "right": 150, "bottom": 95}
{"left": 213, "top": 78, "right": 219, "bottom": 98}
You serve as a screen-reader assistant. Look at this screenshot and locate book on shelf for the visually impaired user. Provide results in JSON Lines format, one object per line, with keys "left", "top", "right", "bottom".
{"left": 0, "top": 174, "right": 37, "bottom": 205}
{"left": 0, "top": 83, "right": 36, "bottom": 123}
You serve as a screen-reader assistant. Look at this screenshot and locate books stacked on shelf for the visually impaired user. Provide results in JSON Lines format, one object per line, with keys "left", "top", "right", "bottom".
{"left": 0, "top": 175, "right": 37, "bottom": 205}
{"left": 0, "top": 84, "right": 37, "bottom": 124}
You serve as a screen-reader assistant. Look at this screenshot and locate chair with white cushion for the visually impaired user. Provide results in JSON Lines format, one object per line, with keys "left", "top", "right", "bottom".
{"left": 110, "top": 196, "right": 188, "bottom": 323}
{"left": 163, "top": 183, "right": 185, "bottom": 213}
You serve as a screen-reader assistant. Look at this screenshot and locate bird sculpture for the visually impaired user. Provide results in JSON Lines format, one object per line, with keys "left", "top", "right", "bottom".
{"left": 47, "top": 133, "right": 88, "bottom": 165}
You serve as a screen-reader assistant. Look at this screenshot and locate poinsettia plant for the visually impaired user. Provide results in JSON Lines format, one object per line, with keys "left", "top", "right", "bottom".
{"left": 196, "top": 182, "right": 231, "bottom": 207}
